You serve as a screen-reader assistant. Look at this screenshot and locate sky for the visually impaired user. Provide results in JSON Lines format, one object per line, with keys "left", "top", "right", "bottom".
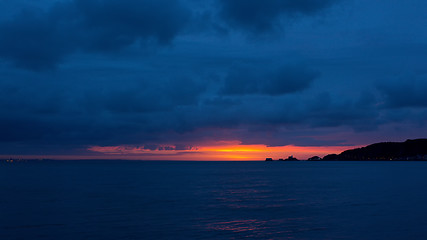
{"left": 1, "top": 0, "right": 427, "bottom": 160}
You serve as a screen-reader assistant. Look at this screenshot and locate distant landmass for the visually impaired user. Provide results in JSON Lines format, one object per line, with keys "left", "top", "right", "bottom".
{"left": 321, "top": 139, "right": 427, "bottom": 161}
{"left": 265, "top": 155, "right": 299, "bottom": 161}
{"left": 265, "top": 139, "right": 427, "bottom": 161}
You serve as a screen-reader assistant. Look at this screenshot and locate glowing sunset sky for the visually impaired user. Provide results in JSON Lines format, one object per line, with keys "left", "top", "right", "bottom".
{"left": 0, "top": 0, "right": 426, "bottom": 160}
{"left": 86, "top": 141, "right": 355, "bottom": 160}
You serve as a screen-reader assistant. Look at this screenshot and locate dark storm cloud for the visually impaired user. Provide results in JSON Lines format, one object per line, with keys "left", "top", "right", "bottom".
{"left": 0, "top": 0, "right": 190, "bottom": 70}
{"left": 218, "top": 0, "right": 339, "bottom": 32}
{"left": 0, "top": 118, "right": 47, "bottom": 142}
{"left": 73, "top": 0, "right": 190, "bottom": 51}
{"left": 1, "top": 0, "right": 427, "bottom": 157}
{"left": 304, "top": 91, "right": 379, "bottom": 131}
{"left": 0, "top": 9, "right": 73, "bottom": 70}
{"left": 378, "top": 74, "right": 427, "bottom": 109}
{"left": 124, "top": 91, "right": 379, "bottom": 149}
{"left": 221, "top": 64, "right": 318, "bottom": 95}
{"left": 0, "top": 0, "right": 342, "bottom": 70}
{"left": 94, "top": 78, "right": 205, "bottom": 113}
{"left": 0, "top": 68, "right": 207, "bottom": 154}
{"left": 160, "top": 89, "right": 380, "bottom": 142}
{"left": 0, "top": 64, "right": 380, "bottom": 151}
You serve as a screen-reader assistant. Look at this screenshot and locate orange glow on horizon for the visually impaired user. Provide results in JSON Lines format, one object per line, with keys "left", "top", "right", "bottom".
{"left": 85, "top": 141, "right": 358, "bottom": 161}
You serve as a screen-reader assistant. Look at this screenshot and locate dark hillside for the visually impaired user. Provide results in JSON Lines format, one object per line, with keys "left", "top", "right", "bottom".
{"left": 323, "top": 139, "right": 427, "bottom": 161}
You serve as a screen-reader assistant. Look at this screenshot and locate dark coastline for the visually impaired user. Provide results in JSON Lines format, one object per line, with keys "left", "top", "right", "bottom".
{"left": 321, "top": 139, "right": 427, "bottom": 161}
{"left": 267, "top": 139, "right": 427, "bottom": 161}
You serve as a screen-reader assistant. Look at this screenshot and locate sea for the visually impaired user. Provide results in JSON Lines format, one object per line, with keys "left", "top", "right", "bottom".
{"left": 1, "top": 160, "right": 427, "bottom": 240}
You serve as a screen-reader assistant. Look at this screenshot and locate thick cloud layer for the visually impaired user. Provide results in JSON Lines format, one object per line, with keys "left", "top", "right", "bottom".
{"left": 74, "top": 0, "right": 190, "bottom": 49}
{"left": 221, "top": 64, "right": 318, "bottom": 95}
{"left": 218, "top": 0, "right": 339, "bottom": 32}
{"left": 1, "top": 0, "right": 427, "bottom": 157}
{"left": 0, "top": 0, "right": 342, "bottom": 70}
{"left": 0, "top": 0, "right": 190, "bottom": 70}
{"left": 378, "top": 74, "right": 427, "bottom": 109}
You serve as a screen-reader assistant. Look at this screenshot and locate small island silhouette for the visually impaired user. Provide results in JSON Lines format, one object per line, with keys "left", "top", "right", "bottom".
{"left": 266, "top": 139, "right": 427, "bottom": 161}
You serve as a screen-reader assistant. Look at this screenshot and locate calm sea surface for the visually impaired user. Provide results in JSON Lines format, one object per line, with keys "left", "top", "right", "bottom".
{"left": 1, "top": 160, "right": 427, "bottom": 239}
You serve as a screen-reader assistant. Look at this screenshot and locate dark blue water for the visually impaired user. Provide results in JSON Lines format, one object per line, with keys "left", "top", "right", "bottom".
{"left": 1, "top": 161, "right": 427, "bottom": 239}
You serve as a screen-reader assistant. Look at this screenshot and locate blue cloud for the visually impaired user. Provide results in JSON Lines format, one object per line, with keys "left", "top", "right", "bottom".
{"left": 217, "top": 0, "right": 339, "bottom": 32}
{"left": 221, "top": 64, "right": 318, "bottom": 95}
{"left": 0, "top": 0, "right": 190, "bottom": 70}
{"left": 378, "top": 74, "right": 427, "bottom": 109}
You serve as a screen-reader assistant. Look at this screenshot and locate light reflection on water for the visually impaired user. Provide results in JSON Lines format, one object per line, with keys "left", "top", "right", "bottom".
{"left": 206, "top": 219, "right": 270, "bottom": 232}
{"left": 194, "top": 169, "right": 322, "bottom": 239}
{"left": 2, "top": 161, "right": 427, "bottom": 239}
